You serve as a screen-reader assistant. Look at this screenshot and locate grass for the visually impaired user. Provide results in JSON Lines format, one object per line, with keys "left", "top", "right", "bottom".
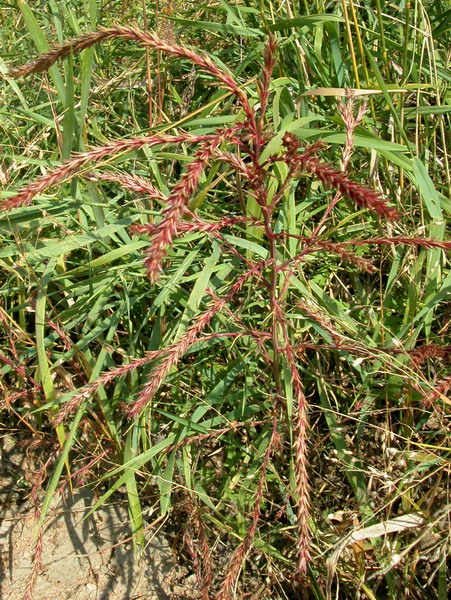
{"left": 0, "top": 1, "right": 449, "bottom": 599}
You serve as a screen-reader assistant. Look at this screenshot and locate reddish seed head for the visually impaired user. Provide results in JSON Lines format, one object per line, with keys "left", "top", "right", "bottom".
{"left": 9, "top": 26, "right": 447, "bottom": 591}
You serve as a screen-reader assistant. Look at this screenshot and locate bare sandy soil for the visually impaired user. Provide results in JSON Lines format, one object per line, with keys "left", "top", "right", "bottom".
{"left": 0, "top": 435, "right": 197, "bottom": 600}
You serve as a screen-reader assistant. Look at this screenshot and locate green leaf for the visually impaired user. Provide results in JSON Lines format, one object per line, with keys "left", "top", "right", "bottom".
{"left": 17, "top": 0, "right": 66, "bottom": 103}
{"left": 162, "top": 15, "right": 261, "bottom": 37}
{"left": 268, "top": 15, "right": 344, "bottom": 32}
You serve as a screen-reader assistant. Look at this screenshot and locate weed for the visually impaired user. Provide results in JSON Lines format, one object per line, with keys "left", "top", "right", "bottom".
{"left": 2, "top": 15, "right": 449, "bottom": 600}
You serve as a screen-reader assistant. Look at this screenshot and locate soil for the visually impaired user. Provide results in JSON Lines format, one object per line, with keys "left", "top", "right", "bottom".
{"left": 0, "top": 435, "right": 197, "bottom": 600}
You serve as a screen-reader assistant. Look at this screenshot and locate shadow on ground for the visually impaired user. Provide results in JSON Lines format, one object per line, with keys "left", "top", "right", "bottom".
{"left": 0, "top": 436, "right": 185, "bottom": 600}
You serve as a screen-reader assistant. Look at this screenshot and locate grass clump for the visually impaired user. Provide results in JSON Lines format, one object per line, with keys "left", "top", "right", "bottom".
{"left": 1, "top": 2, "right": 449, "bottom": 599}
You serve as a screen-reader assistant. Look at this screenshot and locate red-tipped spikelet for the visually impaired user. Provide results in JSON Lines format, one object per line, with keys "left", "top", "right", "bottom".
{"left": 257, "top": 35, "right": 277, "bottom": 132}
{"left": 143, "top": 127, "right": 240, "bottom": 281}
{"left": 185, "top": 499, "right": 213, "bottom": 600}
{"left": 217, "top": 419, "right": 279, "bottom": 599}
{"left": 87, "top": 170, "right": 168, "bottom": 202}
{"left": 409, "top": 344, "right": 451, "bottom": 367}
{"left": 281, "top": 132, "right": 399, "bottom": 220}
{"left": 8, "top": 25, "right": 257, "bottom": 135}
{"left": 8, "top": 26, "right": 443, "bottom": 591}
{"left": 0, "top": 133, "right": 215, "bottom": 211}
{"left": 350, "top": 237, "right": 451, "bottom": 250}
{"left": 310, "top": 241, "right": 376, "bottom": 272}
{"left": 283, "top": 339, "right": 311, "bottom": 574}
{"left": 127, "top": 261, "right": 268, "bottom": 418}
{"left": 301, "top": 158, "right": 400, "bottom": 220}
{"left": 338, "top": 89, "right": 367, "bottom": 171}
{"left": 54, "top": 351, "right": 164, "bottom": 424}
{"left": 296, "top": 301, "right": 344, "bottom": 345}
{"left": 423, "top": 376, "right": 451, "bottom": 406}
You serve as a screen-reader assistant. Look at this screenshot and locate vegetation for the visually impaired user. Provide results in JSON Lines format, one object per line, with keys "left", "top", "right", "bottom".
{"left": 0, "top": 1, "right": 449, "bottom": 599}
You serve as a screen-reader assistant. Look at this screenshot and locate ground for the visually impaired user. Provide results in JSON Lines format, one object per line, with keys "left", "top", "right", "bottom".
{"left": 0, "top": 435, "right": 198, "bottom": 600}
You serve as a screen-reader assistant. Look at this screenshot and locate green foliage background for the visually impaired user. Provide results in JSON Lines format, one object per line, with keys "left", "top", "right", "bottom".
{"left": 0, "top": 1, "right": 449, "bottom": 598}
